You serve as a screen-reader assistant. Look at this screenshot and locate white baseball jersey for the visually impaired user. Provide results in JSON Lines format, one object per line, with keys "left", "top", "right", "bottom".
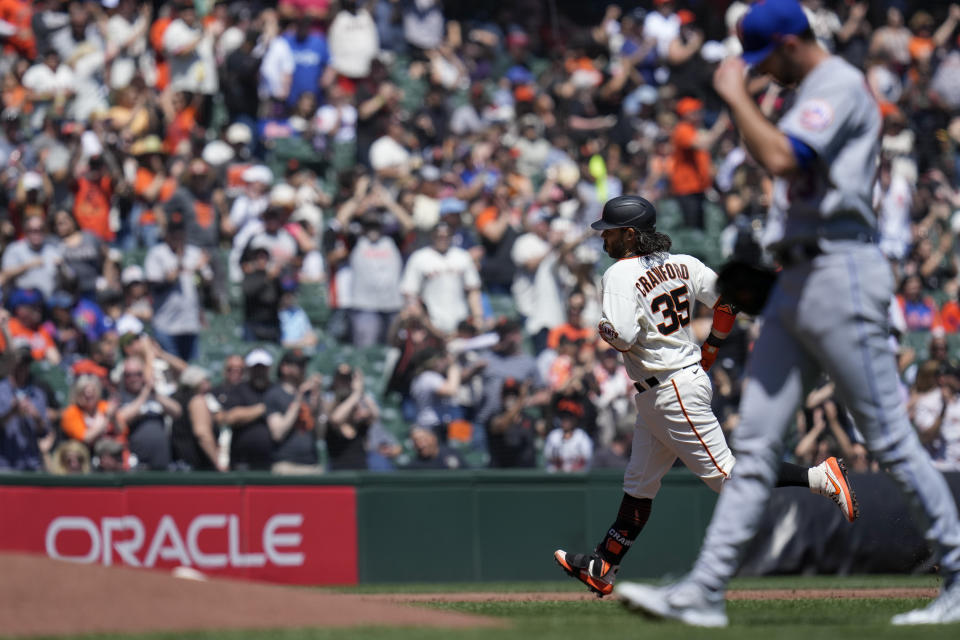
{"left": 544, "top": 428, "right": 594, "bottom": 473}
{"left": 399, "top": 245, "right": 481, "bottom": 333}
{"left": 598, "top": 252, "right": 720, "bottom": 383}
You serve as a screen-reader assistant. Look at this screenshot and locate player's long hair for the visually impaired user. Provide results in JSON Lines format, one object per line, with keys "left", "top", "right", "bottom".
{"left": 633, "top": 230, "right": 672, "bottom": 257}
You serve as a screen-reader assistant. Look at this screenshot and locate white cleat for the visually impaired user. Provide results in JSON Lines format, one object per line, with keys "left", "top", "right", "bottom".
{"left": 811, "top": 456, "right": 860, "bottom": 523}
{"left": 616, "top": 580, "right": 728, "bottom": 628}
{"left": 891, "top": 578, "right": 960, "bottom": 625}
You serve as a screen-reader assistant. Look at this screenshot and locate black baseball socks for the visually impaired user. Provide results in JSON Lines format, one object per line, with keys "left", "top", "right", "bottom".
{"left": 596, "top": 493, "right": 652, "bottom": 566}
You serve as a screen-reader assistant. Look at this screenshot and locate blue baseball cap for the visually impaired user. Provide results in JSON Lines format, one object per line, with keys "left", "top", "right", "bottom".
{"left": 738, "top": 0, "right": 810, "bottom": 66}
{"left": 7, "top": 288, "right": 42, "bottom": 310}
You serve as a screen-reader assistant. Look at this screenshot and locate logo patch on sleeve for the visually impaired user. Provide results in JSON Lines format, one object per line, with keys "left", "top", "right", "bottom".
{"left": 598, "top": 320, "right": 620, "bottom": 344}
{"left": 798, "top": 99, "right": 834, "bottom": 131}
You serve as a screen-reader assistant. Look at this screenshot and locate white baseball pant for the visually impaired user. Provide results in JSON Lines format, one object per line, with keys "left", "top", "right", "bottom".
{"left": 624, "top": 365, "right": 735, "bottom": 499}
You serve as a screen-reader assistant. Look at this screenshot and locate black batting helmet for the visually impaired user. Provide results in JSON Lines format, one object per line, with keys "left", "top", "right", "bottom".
{"left": 590, "top": 195, "right": 657, "bottom": 231}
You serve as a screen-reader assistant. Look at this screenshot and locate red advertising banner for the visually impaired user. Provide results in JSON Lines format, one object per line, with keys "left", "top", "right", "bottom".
{"left": 0, "top": 485, "right": 358, "bottom": 585}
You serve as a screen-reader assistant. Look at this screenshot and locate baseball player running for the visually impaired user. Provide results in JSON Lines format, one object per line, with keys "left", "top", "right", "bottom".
{"left": 616, "top": 0, "right": 960, "bottom": 627}
{"left": 554, "top": 194, "right": 857, "bottom": 598}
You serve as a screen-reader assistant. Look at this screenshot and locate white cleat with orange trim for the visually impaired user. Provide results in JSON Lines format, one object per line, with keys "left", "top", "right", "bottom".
{"left": 810, "top": 456, "right": 860, "bottom": 523}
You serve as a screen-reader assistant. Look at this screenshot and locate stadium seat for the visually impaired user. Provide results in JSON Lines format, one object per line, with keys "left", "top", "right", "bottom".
{"left": 267, "top": 137, "right": 324, "bottom": 176}
{"left": 30, "top": 361, "right": 70, "bottom": 408}
{"left": 487, "top": 292, "right": 519, "bottom": 319}
{"left": 930, "top": 289, "right": 952, "bottom": 307}
{"left": 120, "top": 248, "right": 148, "bottom": 269}
{"left": 298, "top": 282, "right": 331, "bottom": 327}
{"left": 902, "top": 331, "right": 931, "bottom": 362}
{"left": 703, "top": 200, "right": 728, "bottom": 236}
{"left": 654, "top": 198, "right": 683, "bottom": 232}
{"left": 947, "top": 333, "right": 960, "bottom": 360}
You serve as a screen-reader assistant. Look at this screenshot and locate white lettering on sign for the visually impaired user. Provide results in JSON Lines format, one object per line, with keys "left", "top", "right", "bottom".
{"left": 44, "top": 514, "right": 305, "bottom": 569}
{"left": 102, "top": 517, "right": 144, "bottom": 567}
{"left": 228, "top": 514, "right": 265, "bottom": 567}
{"left": 264, "top": 513, "right": 304, "bottom": 566}
{"left": 46, "top": 517, "right": 100, "bottom": 563}
{"left": 143, "top": 515, "right": 192, "bottom": 567}
{"left": 186, "top": 514, "right": 228, "bottom": 568}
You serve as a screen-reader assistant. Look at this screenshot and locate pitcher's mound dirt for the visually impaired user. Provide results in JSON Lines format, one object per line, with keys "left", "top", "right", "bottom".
{"left": 0, "top": 553, "right": 501, "bottom": 638}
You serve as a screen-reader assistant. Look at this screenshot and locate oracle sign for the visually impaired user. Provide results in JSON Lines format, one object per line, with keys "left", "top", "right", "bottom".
{"left": 45, "top": 514, "right": 304, "bottom": 568}
{"left": 0, "top": 485, "right": 358, "bottom": 585}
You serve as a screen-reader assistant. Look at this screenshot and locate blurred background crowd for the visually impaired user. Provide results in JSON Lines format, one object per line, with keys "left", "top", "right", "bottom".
{"left": 1, "top": 0, "right": 960, "bottom": 475}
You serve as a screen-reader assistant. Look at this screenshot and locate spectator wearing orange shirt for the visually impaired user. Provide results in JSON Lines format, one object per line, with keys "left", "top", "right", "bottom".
{"left": 72, "top": 154, "right": 115, "bottom": 243}
{"left": 669, "top": 97, "right": 728, "bottom": 229}
{"left": 907, "top": 8, "right": 960, "bottom": 65}
{"left": 161, "top": 90, "right": 200, "bottom": 155}
{"left": 60, "top": 375, "right": 121, "bottom": 452}
{"left": 130, "top": 136, "right": 175, "bottom": 249}
{"left": 940, "top": 282, "right": 960, "bottom": 334}
{"left": 548, "top": 334, "right": 584, "bottom": 390}
{"left": 148, "top": 5, "right": 172, "bottom": 91}
{"left": 0, "top": 0, "right": 35, "bottom": 60}
{"left": 547, "top": 290, "right": 593, "bottom": 351}
{"left": 5, "top": 289, "right": 59, "bottom": 364}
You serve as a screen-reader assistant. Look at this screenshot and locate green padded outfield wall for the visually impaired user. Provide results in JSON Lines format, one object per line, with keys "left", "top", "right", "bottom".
{"left": 0, "top": 470, "right": 717, "bottom": 584}
{"left": 353, "top": 469, "right": 717, "bottom": 583}
{"left": 357, "top": 470, "right": 716, "bottom": 583}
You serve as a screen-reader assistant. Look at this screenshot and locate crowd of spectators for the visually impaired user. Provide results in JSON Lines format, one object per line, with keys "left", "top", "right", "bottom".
{"left": 1, "top": 0, "right": 960, "bottom": 475}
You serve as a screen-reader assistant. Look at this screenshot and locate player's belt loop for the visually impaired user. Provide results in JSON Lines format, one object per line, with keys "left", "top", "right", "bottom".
{"left": 634, "top": 363, "right": 699, "bottom": 394}
{"left": 634, "top": 377, "right": 661, "bottom": 394}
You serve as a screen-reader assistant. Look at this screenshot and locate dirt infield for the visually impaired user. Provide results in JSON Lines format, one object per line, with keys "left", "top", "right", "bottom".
{"left": 0, "top": 553, "right": 502, "bottom": 638}
{"left": 365, "top": 587, "right": 939, "bottom": 604}
{"left": 0, "top": 553, "right": 940, "bottom": 638}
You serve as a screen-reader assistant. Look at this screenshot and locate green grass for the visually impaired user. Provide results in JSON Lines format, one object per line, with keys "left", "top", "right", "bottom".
{"left": 329, "top": 574, "right": 943, "bottom": 594}
{"left": 9, "top": 577, "right": 956, "bottom": 640}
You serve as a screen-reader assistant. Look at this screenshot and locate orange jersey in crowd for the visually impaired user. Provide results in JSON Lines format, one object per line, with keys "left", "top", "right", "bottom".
{"left": 74, "top": 175, "right": 114, "bottom": 242}
{"left": 908, "top": 36, "right": 934, "bottom": 61}
{"left": 0, "top": 0, "right": 35, "bottom": 59}
{"left": 547, "top": 324, "right": 594, "bottom": 350}
{"left": 669, "top": 121, "right": 712, "bottom": 196}
{"left": 61, "top": 401, "right": 114, "bottom": 442}
{"left": 7, "top": 318, "right": 56, "bottom": 361}
{"left": 225, "top": 163, "right": 254, "bottom": 197}
{"left": 149, "top": 16, "right": 172, "bottom": 91}
{"left": 165, "top": 104, "right": 197, "bottom": 154}
{"left": 133, "top": 167, "right": 176, "bottom": 226}
{"left": 940, "top": 300, "right": 960, "bottom": 333}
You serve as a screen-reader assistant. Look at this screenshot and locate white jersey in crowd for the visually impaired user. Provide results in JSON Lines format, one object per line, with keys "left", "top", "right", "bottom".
{"left": 912, "top": 389, "right": 960, "bottom": 472}
{"left": 400, "top": 245, "right": 481, "bottom": 333}
{"left": 544, "top": 428, "right": 593, "bottom": 473}
{"left": 598, "top": 252, "right": 719, "bottom": 383}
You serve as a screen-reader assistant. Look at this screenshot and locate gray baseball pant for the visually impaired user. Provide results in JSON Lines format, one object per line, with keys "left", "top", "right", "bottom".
{"left": 689, "top": 242, "right": 960, "bottom": 592}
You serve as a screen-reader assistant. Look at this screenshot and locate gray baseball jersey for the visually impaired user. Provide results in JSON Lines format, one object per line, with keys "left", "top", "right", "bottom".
{"left": 686, "top": 56, "right": 960, "bottom": 594}
{"left": 762, "top": 56, "right": 882, "bottom": 249}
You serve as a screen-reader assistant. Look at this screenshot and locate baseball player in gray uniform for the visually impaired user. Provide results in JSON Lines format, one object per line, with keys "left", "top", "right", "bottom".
{"left": 554, "top": 195, "right": 857, "bottom": 598}
{"left": 616, "top": 0, "right": 960, "bottom": 627}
